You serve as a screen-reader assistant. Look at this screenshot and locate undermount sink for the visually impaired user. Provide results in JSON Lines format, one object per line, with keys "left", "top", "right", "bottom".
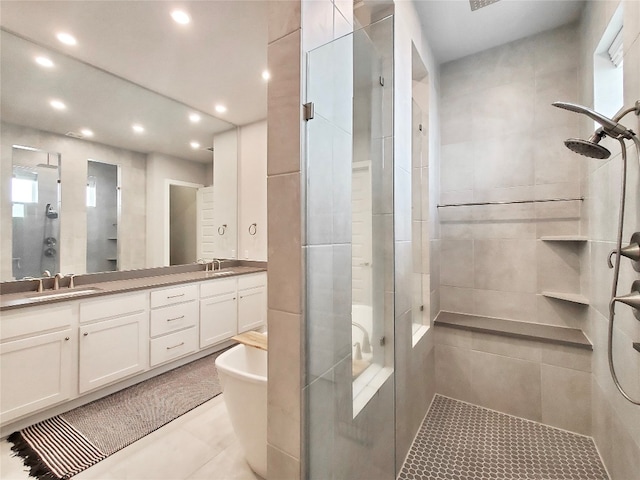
{"left": 26, "top": 287, "right": 103, "bottom": 301}
{"left": 207, "top": 270, "right": 235, "bottom": 277}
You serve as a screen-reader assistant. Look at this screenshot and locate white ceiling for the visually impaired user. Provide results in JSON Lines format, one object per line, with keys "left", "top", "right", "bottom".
{"left": 1, "top": 0, "right": 586, "bottom": 162}
{"left": 413, "top": 0, "right": 585, "bottom": 64}
{"left": 0, "top": 1, "right": 267, "bottom": 163}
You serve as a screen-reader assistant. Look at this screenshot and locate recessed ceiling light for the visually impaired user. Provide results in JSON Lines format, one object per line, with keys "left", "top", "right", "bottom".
{"left": 132, "top": 124, "right": 145, "bottom": 133}
{"left": 171, "top": 10, "right": 191, "bottom": 25}
{"left": 262, "top": 70, "right": 270, "bottom": 81}
{"left": 80, "top": 128, "right": 94, "bottom": 137}
{"left": 190, "top": 141, "right": 201, "bottom": 149}
{"left": 189, "top": 113, "right": 201, "bottom": 123}
{"left": 35, "top": 56, "right": 54, "bottom": 68}
{"left": 56, "top": 32, "right": 77, "bottom": 46}
{"left": 215, "top": 104, "right": 227, "bottom": 114}
{"left": 50, "top": 99, "right": 66, "bottom": 110}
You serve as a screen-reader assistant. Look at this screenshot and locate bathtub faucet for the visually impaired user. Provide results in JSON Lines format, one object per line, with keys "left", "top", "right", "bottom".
{"left": 351, "top": 322, "right": 372, "bottom": 354}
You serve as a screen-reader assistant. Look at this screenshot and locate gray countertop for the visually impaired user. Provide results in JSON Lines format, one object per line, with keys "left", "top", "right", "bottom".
{"left": 0, "top": 266, "right": 266, "bottom": 312}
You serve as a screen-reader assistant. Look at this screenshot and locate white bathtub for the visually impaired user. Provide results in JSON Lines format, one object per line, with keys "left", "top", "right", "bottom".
{"left": 215, "top": 344, "right": 267, "bottom": 478}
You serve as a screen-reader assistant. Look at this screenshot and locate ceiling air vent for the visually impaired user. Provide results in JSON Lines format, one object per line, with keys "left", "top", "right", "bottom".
{"left": 65, "top": 131, "right": 84, "bottom": 139}
{"left": 469, "top": 0, "right": 501, "bottom": 11}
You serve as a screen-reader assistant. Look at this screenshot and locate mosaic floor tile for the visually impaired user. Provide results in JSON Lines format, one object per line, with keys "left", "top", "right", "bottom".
{"left": 398, "top": 395, "right": 608, "bottom": 480}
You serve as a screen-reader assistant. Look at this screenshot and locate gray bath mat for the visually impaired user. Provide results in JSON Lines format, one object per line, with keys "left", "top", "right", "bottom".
{"left": 8, "top": 349, "right": 227, "bottom": 479}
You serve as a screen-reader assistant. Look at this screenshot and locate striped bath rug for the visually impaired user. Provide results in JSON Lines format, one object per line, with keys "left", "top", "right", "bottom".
{"left": 8, "top": 349, "right": 226, "bottom": 480}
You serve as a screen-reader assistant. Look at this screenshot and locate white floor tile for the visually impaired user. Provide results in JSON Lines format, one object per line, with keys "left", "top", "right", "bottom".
{"left": 0, "top": 394, "right": 255, "bottom": 480}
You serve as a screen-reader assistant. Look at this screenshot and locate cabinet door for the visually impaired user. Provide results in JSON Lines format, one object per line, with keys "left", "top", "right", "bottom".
{"left": 200, "top": 293, "right": 237, "bottom": 348}
{"left": 1, "top": 329, "right": 73, "bottom": 424}
{"left": 79, "top": 312, "right": 148, "bottom": 394}
{"left": 238, "top": 286, "right": 266, "bottom": 333}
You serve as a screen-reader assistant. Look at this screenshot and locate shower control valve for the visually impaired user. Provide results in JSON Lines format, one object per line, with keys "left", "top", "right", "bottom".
{"left": 607, "top": 232, "right": 640, "bottom": 272}
{"left": 611, "top": 280, "right": 640, "bottom": 321}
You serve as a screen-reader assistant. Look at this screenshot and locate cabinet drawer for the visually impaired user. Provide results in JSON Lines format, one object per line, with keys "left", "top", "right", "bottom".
{"left": 80, "top": 292, "right": 147, "bottom": 323}
{"left": 150, "top": 327, "right": 198, "bottom": 367}
{"left": 150, "top": 284, "right": 198, "bottom": 308}
{"left": 1, "top": 304, "right": 74, "bottom": 341}
{"left": 200, "top": 278, "right": 236, "bottom": 298}
{"left": 150, "top": 301, "right": 198, "bottom": 338}
{"left": 237, "top": 272, "right": 266, "bottom": 291}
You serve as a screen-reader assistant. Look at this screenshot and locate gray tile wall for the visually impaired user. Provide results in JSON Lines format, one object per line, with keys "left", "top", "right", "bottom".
{"left": 439, "top": 24, "right": 586, "bottom": 329}
{"left": 578, "top": 1, "right": 640, "bottom": 478}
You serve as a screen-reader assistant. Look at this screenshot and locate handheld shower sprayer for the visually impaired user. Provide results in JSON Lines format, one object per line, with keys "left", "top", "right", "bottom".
{"left": 552, "top": 101, "right": 640, "bottom": 160}
{"left": 553, "top": 99, "right": 640, "bottom": 406}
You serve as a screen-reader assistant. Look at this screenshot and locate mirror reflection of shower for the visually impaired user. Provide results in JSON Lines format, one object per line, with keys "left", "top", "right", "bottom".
{"left": 11, "top": 146, "right": 60, "bottom": 280}
{"left": 86, "top": 160, "right": 120, "bottom": 273}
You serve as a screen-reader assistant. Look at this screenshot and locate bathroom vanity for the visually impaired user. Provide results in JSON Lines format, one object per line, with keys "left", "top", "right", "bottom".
{"left": 0, "top": 266, "right": 266, "bottom": 435}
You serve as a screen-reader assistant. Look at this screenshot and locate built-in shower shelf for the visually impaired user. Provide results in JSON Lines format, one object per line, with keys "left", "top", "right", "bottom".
{"left": 540, "top": 235, "right": 588, "bottom": 242}
{"left": 435, "top": 311, "right": 592, "bottom": 350}
{"left": 106, "top": 258, "right": 117, "bottom": 261}
{"left": 542, "top": 291, "right": 590, "bottom": 305}
{"left": 107, "top": 237, "right": 117, "bottom": 240}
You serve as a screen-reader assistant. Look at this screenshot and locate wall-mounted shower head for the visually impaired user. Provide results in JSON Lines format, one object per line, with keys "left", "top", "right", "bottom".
{"left": 564, "top": 138, "right": 611, "bottom": 159}
{"left": 564, "top": 129, "right": 611, "bottom": 159}
{"left": 552, "top": 101, "right": 629, "bottom": 137}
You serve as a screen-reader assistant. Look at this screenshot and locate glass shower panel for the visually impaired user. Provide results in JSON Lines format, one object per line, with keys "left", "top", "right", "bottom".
{"left": 11, "top": 147, "right": 60, "bottom": 280}
{"left": 305, "top": 16, "right": 394, "bottom": 479}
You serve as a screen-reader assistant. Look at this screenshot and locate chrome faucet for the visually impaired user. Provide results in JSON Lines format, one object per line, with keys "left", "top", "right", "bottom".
{"left": 68, "top": 274, "right": 76, "bottom": 289}
{"left": 196, "top": 258, "right": 212, "bottom": 272}
{"left": 24, "top": 277, "right": 44, "bottom": 292}
{"left": 212, "top": 259, "right": 222, "bottom": 271}
{"left": 53, "top": 272, "right": 65, "bottom": 290}
{"left": 351, "top": 322, "right": 372, "bottom": 354}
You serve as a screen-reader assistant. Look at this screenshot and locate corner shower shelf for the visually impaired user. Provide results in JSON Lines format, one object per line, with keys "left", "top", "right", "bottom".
{"left": 540, "top": 235, "right": 588, "bottom": 242}
{"left": 435, "top": 311, "right": 592, "bottom": 350}
{"left": 541, "top": 291, "right": 590, "bottom": 305}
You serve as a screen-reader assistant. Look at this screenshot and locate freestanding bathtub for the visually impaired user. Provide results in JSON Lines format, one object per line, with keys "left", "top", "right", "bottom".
{"left": 215, "top": 344, "right": 267, "bottom": 478}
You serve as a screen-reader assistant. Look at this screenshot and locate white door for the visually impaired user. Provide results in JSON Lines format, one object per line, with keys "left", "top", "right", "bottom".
{"left": 79, "top": 312, "right": 148, "bottom": 393}
{"left": 200, "top": 293, "right": 238, "bottom": 348}
{"left": 197, "top": 186, "right": 216, "bottom": 260}
{"left": 238, "top": 286, "right": 266, "bottom": 333}
{"left": 0, "top": 329, "right": 73, "bottom": 423}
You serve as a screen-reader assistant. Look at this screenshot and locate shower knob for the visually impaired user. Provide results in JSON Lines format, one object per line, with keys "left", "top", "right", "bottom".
{"left": 611, "top": 280, "right": 640, "bottom": 321}
{"left": 607, "top": 232, "right": 640, "bottom": 271}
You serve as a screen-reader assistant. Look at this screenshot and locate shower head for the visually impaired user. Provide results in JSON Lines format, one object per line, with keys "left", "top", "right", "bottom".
{"left": 564, "top": 138, "right": 611, "bottom": 159}
{"left": 552, "top": 101, "right": 629, "bottom": 137}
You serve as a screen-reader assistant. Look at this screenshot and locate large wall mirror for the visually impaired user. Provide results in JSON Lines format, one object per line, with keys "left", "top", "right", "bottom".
{"left": 0, "top": 1, "right": 267, "bottom": 281}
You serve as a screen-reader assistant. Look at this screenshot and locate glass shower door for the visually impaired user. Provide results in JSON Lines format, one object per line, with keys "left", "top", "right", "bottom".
{"left": 304, "top": 15, "right": 395, "bottom": 479}
{"left": 11, "top": 147, "right": 60, "bottom": 279}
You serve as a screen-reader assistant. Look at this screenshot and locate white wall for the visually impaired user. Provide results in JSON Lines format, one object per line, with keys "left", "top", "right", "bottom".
{"left": 238, "top": 120, "right": 267, "bottom": 261}
{"left": 145, "top": 152, "right": 208, "bottom": 267}
{"left": 211, "top": 129, "right": 238, "bottom": 259}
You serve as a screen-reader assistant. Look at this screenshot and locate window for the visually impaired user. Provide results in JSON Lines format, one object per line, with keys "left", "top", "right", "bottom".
{"left": 86, "top": 176, "right": 97, "bottom": 207}
{"left": 11, "top": 172, "right": 38, "bottom": 204}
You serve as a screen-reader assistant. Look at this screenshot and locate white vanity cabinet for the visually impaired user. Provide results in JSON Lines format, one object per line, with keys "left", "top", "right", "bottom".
{"left": 78, "top": 292, "right": 148, "bottom": 394}
{"left": 0, "top": 304, "right": 76, "bottom": 425}
{"left": 149, "top": 284, "right": 198, "bottom": 367}
{"left": 199, "top": 278, "right": 238, "bottom": 348}
{"left": 237, "top": 272, "right": 267, "bottom": 333}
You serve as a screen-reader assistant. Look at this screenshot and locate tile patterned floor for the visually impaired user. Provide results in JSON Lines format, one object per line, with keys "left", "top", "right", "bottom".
{"left": 399, "top": 395, "right": 609, "bottom": 480}
{"left": 0, "top": 395, "right": 261, "bottom": 480}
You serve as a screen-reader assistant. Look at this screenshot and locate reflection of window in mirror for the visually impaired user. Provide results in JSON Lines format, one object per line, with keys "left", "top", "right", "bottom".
{"left": 86, "top": 160, "right": 119, "bottom": 274}
{"left": 411, "top": 43, "right": 430, "bottom": 344}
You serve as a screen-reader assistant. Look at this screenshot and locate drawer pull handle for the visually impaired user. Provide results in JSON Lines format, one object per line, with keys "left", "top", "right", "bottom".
{"left": 167, "top": 293, "right": 185, "bottom": 299}
{"left": 167, "top": 315, "right": 185, "bottom": 322}
{"left": 166, "top": 342, "right": 185, "bottom": 350}
{"left": 65, "top": 336, "right": 70, "bottom": 341}
{"left": 83, "top": 332, "right": 89, "bottom": 337}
